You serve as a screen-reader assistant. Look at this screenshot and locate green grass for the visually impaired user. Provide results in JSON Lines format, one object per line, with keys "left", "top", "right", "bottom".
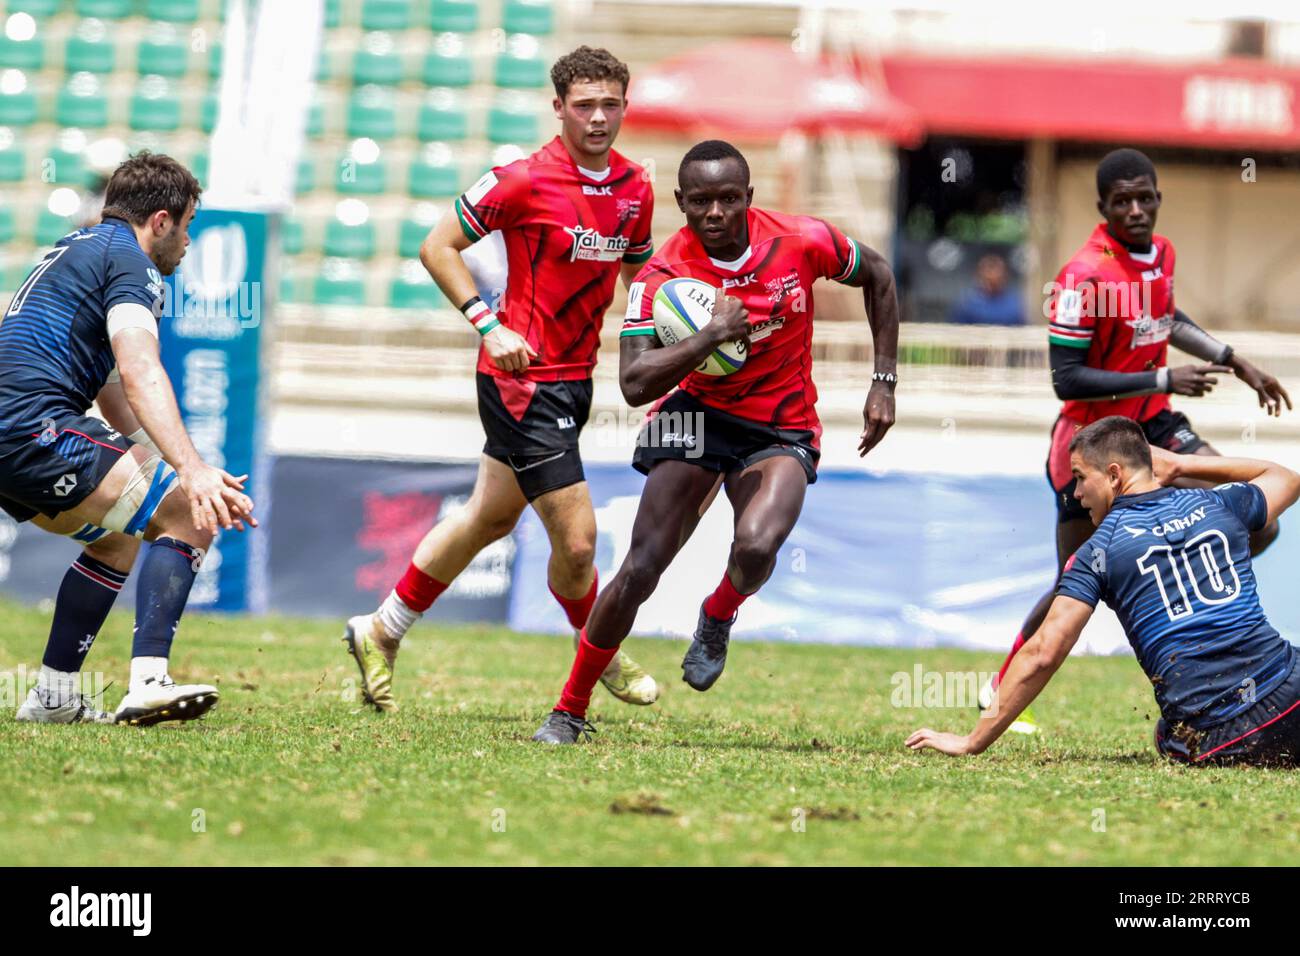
{"left": 0, "top": 597, "right": 1296, "bottom": 866}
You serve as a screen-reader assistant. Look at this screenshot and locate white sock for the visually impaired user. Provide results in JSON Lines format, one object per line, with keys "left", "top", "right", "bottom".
{"left": 37, "top": 665, "right": 77, "bottom": 705}
{"left": 129, "top": 656, "right": 169, "bottom": 689}
{"left": 376, "top": 590, "right": 420, "bottom": 641}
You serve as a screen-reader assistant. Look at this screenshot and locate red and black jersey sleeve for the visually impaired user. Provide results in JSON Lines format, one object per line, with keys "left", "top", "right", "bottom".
{"left": 624, "top": 188, "right": 655, "bottom": 266}
{"left": 798, "top": 216, "right": 865, "bottom": 284}
{"left": 1047, "top": 270, "right": 1098, "bottom": 350}
{"left": 454, "top": 161, "right": 532, "bottom": 242}
{"left": 619, "top": 260, "right": 676, "bottom": 339}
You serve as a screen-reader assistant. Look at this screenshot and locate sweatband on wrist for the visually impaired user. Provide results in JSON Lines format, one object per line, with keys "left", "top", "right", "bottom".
{"left": 1156, "top": 368, "right": 1171, "bottom": 393}
{"left": 460, "top": 295, "right": 500, "bottom": 336}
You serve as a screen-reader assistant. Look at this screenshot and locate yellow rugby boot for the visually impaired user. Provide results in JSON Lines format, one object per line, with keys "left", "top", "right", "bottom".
{"left": 343, "top": 614, "right": 399, "bottom": 713}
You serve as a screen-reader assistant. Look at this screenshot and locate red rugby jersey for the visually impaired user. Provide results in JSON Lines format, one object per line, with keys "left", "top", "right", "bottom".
{"left": 1047, "top": 223, "right": 1177, "bottom": 426}
{"left": 455, "top": 136, "right": 655, "bottom": 381}
{"left": 621, "top": 207, "right": 866, "bottom": 440}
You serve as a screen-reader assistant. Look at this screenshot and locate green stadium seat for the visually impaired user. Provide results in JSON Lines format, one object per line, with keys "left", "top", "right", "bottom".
{"left": 0, "top": 31, "right": 45, "bottom": 72}
{"left": 279, "top": 265, "right": 307, "bottom": 304}
{"left": 408, "top": 143, "right": 458, "bottom": 198}
{"left": 503, "top": 0, "right": 554, "bottom": 35}
{"left": 416, "top": 88, "right": 467, "bottom": 142}
{"left": 306, "top": 97, "right": 325, "bottom": 137}
{"left": 345, "top": 85, "right": 397, "bottom": 140}
{"left": 0, "top": 205, "right": 15, "bottom": 245}
{"left": 56, "top": 73, "right": 109, "bottom": 128}
{"left": 324, "top": 207, "right": 376, "bottom": 260}
{"left": 136, "top": 25, "right": 191, "bottom": 79}
{"left": 76, "top": 0, "right": 134, "bottom": 18}
{"left": 200, "top": 90, "right": 218, "bottom": 132}
{"left": 389, "top": 261, "right": 446, "bottom": 310}
{"left": 324, "top": 0, "right": 342, "bottom": 29}
{"left": 36, "top": 207, "right": 74, "bottom": 247}
{"left": 0, "top": 130, "right": 25, "bottom": 182}
{"left": 352, "top": 33, "right": 403, "bottom": 86}
{"left": 10, "top": 1, "right": 61, "bottom": 15}
{"left": 315, "top": 46, "right": 334, "bottom": 82}
{"left": 65, "top": 20, "right": 116, "bottom": 74}
{"left": 295, "top": 156, "right": 315, "bottom": 195}
{"left": 361, "top": 0, "right": 413, "bottom": 30}
{"left": 280, "top": 216, "right": 304, "bottom": 255}
{"left": 145, "top": 0, "right": 202, "bottom": 23}
{"left": 208, "top": 41, "right": 222, "bottom": 79}
{"left": 314, "top": 257, "right": 367, "bottom": 306}
{"left": 335, "top": 141, "right": 387, "bottom": 195}
{"left": 494, "top": 35, "right": 547, "bottom": 89}
{"left": 487, "top": 95, "right": 539, "bottom": 145}
{"left": 430, "top": 0, "right": 478, "bottom": 32}
{"left": 129, "top": 76, "right": 182, "bottom": 131}
{"left": 41, "top": 147, "right": 88, "bottom": 187}
{"left": 398, "top": 205, "right": 440, "bottom": 258}
{"left": 0, "top": 72, "right": 38, "bottom": 127}
{"left": 190, "top": 151, "right": 208, "bottom": 186}
{"left": 421, "top": 33, "right": 472, "bottom": 88}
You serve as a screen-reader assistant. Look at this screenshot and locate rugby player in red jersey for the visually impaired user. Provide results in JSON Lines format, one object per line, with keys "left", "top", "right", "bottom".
{"left": 985, "top": 148, "right": 1290, "bottom": 731}
{"left": 339, "top": 47, "right": 660, "bottom": 712}
{"left": 532, "top": 140, "right": 900, "bottom": 744}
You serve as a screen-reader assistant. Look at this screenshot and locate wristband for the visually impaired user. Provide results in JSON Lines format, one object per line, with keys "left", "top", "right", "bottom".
{"left": 460, "top": 295, "right": 501, "bottom": 336}
{"left": 872, "top": 371, "right": 898, "bottom": 386}
{"left": 1156, "top": 368, "right": 1171, "bottom": 393}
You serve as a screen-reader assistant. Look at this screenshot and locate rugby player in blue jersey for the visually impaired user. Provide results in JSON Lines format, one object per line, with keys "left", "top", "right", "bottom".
{"left": 908, "top": 415, "right": 1300, "bottom": 766}
{"left": 0, "top": 153, "right": 255, "bottom": 726}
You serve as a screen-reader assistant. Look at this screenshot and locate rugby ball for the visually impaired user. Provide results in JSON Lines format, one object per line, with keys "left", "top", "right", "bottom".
{"left": 652, "top": 277, "right": 747, "bottom": 376}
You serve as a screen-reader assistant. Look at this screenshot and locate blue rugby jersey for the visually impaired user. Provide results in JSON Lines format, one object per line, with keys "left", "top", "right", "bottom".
{"left": 1058, "top": 483, "right": 1294, "bottom": 728}
{"left": 0, "top": 217, "right": 163, "bottom": 439}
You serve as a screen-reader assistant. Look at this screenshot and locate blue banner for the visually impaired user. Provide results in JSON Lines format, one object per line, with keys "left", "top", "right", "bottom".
{"left": 157, "top": 208, "right": 270, "bottom": 612}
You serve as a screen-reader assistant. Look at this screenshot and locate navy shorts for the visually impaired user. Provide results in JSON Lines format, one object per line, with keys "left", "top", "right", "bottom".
{"left": 0, "top": 414, "right": 132, "bottom": 522}
{"left": 476, "top": 372, "right": 591, "bottom": 502}
{"left": 1156, "top": 652, "right": 1300, "bottom": 767}
{"left": 631, "top": 389, "right": 819, "bottom": 485}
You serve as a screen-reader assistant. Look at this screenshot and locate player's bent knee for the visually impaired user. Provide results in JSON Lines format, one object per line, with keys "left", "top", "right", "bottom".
{"left": 556, "top": 534, "right": 596, "bottom": 572}
{"left": 731, "top": 533, "right": 781, "bottom": 578}
{"left": 617, "top": 557, "right": 663, "bottom": 605}
{"left": 98, "top": 452, "right": 181, "bottom": 540}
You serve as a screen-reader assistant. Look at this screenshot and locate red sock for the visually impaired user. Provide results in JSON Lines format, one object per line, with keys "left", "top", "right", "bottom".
{"left": 550, "top": 571, "right": 598, "bottom": 630}
{"left": 703, "top": 572, "right": 751, "bottom": 620}
{"left": 995, "top": 632, "right": 1027, "bottom": 687}
{"left": 395, "top": 563, "right": 449, "bottom": 613}
{"left": 556, "top": 629, "right": 618, "bottom": 718}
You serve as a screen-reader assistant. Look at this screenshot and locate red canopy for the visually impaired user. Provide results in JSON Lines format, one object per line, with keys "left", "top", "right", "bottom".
{"left": 880, "top": 54, "right": 1300, "bottom": 149}
{"left": 629, "top": 39, "right": 923, "bottom": 144}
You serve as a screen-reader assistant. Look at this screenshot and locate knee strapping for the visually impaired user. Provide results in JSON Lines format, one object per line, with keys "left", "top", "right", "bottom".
{"left": 99, "top": 455, "right": 180, "bottom": 538}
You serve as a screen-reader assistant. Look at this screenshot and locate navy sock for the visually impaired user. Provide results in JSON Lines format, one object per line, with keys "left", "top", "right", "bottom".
{"left": 133, "top": 537, "right": 203, "bottom": 659}
{"left": 42, "top": 553, "right": 129, "bottom": 672}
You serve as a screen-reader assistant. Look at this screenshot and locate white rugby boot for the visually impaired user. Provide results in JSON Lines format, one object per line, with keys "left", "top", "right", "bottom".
{"left": 114, "top": 675, "right": 219, "bottom": 726}
{"left": 15, "top": 687, "right": 113, "bottom": 724}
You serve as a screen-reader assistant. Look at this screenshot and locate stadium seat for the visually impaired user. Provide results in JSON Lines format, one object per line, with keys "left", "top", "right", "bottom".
{"left": 136, "top": 25, "right": 191, "bottom": 79}
{"left": 335, "top": 143, "right": 387, "bottom": 195}
{"left": 0, "top": 204, "right": 15, "bottom": 245}
{"left": 324, "top": 204, "right": 377, "bottom": 260}
{"left": 280, "top": 215, "right": 304, "bottom": 255}
{"left": 190, "top": 151, "right": 208, "bottom": 186}
{"left": 389, "top": 261, "right": 447, "bottom": 310}
{"left": 486, "top": 95, "right": 539, "bottom": 145}
{"left": 295, "top": 156, "right": 316, "bottom": 195}
{"left": 65, "top": 20, "right": 116, "bottom": 74}
{"left": 421, "top": 33, "right": 472, "bottom": 88}
{"left": 145, "top": 0, "right": 202, "bottom": 23}
{"left": 0, "top": 28, "right": 44, "bottom": 72}
{"left": 76, "top": 0, "right": 134, "bottom": 18}
{"left": 36, "top": 206, "right": 73, "bottom": 247}
{"left": 429, "top": 0, "right": 478, "bottom": 32}
{"left": 129, "top": 76, "right": 182, "bottom": 131}
{"left": 42, "top": 146, "right": 89, "bottom": 188}
{"left": 408, "top": 142, "right": 458, "bottom": 198}
{"left": 200, "top": 90, "right": 218, "bottom": 132}
{"left": 9, "top": 1, "right": 61, "bottom": 16}
{"left": 56, "top": 73, "right": 109, "bottom": 128}
{"left": 346, "top": 85, "right": 397, "bottom": 140}
{"left": 494, "top": 34, "right": 547, "bottom": 89}
{"left": 313, "top": 257, "right": 367, "bottom": 306}
{"left": 361, "top": 0, "right": 413, "bottom": 31}
{"left": 324, "top": 0, "right": 342, "bottom": 29}
{"left": 352, "top": 32, "right": 404, "bottom": 86}
{"left": 0, "top": 131, "right": 25, "bottom": 182}
{"left": 207, "top": 41, "right": 222, "bottom": 79}
{"left": 398, "top": 204, "right": 440, "bottom": 258}
{"left": 416, "top": 88, "right": 467, "bottom": 142}
{"left": 0, "top": 71, "right": 38, "bottom": 127}
{"left": 503, "top": 0, "right": 554, "bottom": 35}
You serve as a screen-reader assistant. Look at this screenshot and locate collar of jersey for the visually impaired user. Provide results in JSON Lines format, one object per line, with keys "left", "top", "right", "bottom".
{"left": 1095, "top": 223, "right": 1159, "bottom": 266}
{"left": 544, "top": 135, "right": 618, "bottom": 181}
{"left": 1110, "top": 485, "right": 1175, "bottom": 510}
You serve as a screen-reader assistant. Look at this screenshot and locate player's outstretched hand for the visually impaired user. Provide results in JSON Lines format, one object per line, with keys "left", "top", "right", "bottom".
{"left": 482, "top": 325, "right": 538, "bottom": 373}
{"left": 858, "top": 381, "right": 895, "bottom": 457}
{"left": 707, "top": 293, "right": 750, "bottom": 347}
{"left": 1168, "top": 364, "right": 1232, "bottom": 398}
{"left": 905, "top": 728, "right": 973, "bottom": 757}
{"left": 1230, "top": 358, "right": 1292, "bottom": 417}
{"left": 1149, "top": 445, "right": 1181, "bottom": 487}
{"left": 179, "top": 462, "right": 257, "bottom": 534}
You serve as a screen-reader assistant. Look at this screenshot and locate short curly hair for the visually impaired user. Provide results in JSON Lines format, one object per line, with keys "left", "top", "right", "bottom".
{"left": 101, "top": 151, "right": 201, "bottom": 226}
{"left": 550, "top": 46, "right": 630, "bottom": 101}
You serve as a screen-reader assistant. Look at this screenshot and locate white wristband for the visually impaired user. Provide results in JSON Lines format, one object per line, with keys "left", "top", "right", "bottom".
{"left": 1156, "top": 368, "right": 1171, "bottom": 393}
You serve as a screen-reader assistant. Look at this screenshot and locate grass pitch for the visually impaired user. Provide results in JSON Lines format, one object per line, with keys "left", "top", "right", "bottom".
{"left": 0, "top": 597, "right": 1296, "bottom": 866}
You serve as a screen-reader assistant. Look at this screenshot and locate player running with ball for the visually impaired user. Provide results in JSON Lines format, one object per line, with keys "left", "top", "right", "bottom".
{"left": 911, "top": 415, "right": 1300, "bottom": 767}
{"left": 532, "top": 140, "right": 900, "bottom": 744}
{"left": 340, "top": 47, "right": 660, "bottom": 712}
{"left": 0, "top": 152, "right": 254, "bottom": 726}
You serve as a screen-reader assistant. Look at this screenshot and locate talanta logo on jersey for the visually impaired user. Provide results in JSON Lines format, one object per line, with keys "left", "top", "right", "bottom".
{"left": 563, "top": 225, "right": 630, "bottom": 262}
{"left": 1127, "top": 311, "right": 1173, "bottom": 349}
